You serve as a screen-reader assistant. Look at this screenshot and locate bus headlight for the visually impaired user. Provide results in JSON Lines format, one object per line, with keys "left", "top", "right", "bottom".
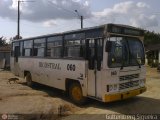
{"left": 109, "top": 85, "right": 113, "bottom": 91}
{"left": 107, "top": 84, "right": 118, "bottom": 92}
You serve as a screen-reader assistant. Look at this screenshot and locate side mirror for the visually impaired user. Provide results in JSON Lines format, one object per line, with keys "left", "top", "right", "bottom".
{"left": 105, "top": 41, "right": 112, "bottom": 52}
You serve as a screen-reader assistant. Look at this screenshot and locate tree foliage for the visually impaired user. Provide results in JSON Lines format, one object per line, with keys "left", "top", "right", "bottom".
{"left": 144, "top": 31, "right": 160, "bottom": 46}
{"left": 0, "top": 36, "right": 7, "bottom": 46}
{"left": 0, "top": 35, "right": 22, "bottom": 47}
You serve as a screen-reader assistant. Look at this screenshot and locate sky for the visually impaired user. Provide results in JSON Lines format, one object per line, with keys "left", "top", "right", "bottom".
{"left": 0, "top": 0, "right": 160, "bottom": 40}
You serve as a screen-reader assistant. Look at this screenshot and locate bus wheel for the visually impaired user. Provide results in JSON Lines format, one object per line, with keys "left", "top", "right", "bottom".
{"left": 69, "top": 82, "right": 86, "bottom": 105}
{"left": 25, "top": 73, "right": 33, "bottom": 87}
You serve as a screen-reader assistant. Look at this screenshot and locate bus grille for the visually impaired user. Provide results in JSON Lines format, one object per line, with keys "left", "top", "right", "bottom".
{"left": 119, "top": 80, "right": 139, "bottom": 90}
{"left": 119, "top": 74, "right": 139, "bottom": 81}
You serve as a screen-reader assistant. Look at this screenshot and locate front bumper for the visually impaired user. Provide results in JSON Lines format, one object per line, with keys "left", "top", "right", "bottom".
{"left": 104, "top": 87, "right": 146, "bottom": 102}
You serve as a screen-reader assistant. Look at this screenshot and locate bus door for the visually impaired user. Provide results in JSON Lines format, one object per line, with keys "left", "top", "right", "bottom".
{"left": 87, "top": 38, "right": 103, "bottom": 99}
{"left": 13, "top": 43, "right": 20, "bottom": 76}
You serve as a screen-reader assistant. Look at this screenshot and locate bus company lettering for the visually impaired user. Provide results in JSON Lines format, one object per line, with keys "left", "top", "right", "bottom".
{"left": 39, "top": 62, "right": 61, "bottom": 70}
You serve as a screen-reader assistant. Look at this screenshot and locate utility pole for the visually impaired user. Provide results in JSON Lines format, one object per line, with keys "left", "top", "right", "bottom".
{"left": 17, "top": 0, "right": 20, "bottom": 39}
{"left": 80, "top": 16, "right": 83, "bottom": 29}
{"left": 17, "top": 0, "right": 34, "bottom": 39}
{"left": 75, "top": 10, "right": 83, "bottom": 29}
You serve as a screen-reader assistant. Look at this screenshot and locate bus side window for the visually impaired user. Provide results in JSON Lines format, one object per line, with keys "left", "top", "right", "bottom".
{"left": 24, "top": 40, "right": 33, "bottom": 57}
{"left": 80, "top": 45, "right": 85, "bottom": 57}
{"left": 20, "top": 41, "right": 23, "bottom": 56}
{"left": 88, "top": 39, "right": 95, "bottom": 70}
{"left": 64, "top": 33, "right": 85, "bottom": 59}
{"left": 47, "top": 36, "right": 63, "bottom": 58}
{"left": 65, "top": 39, "right": 85, "bottom": 58}
{"left": 80, "top": 39, "right": 86, "bottom": 58}
{"left": 47, "top": 41, "right": 62, "bottom": 58}
{"left": 14, "top": 46, "right": 20, "bottom": 62}
{"left": 33, "top": 38, "right": 46, "bottom": 57}
{"left": 12, "top": 42, "right": 20, "bottom": 62}
{"left": 12, "top": 42, "right": 20, "bottom": 58}
{"left": 14, "top": 46, "right": 20, "bottom": 57}
{"left": 33, "top": 48, "right": 38, "bottom": 56}
{"left": 88, "top": 38, "right": 103, "bottom": 70}
{"left": 96, "top": 38, "right": 103, "bottom": 71}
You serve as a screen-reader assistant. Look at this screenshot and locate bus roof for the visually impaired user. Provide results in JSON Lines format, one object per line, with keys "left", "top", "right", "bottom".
{"left": 13, "top": 23, "right": 144, "bottom": 41}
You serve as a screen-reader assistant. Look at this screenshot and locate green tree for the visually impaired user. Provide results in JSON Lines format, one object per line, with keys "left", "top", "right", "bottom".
{"left": 144, "top": 31, "right": 160, "bottom": 45}
{"left": 0, "top": 36, "right": 7, "bottom": 46}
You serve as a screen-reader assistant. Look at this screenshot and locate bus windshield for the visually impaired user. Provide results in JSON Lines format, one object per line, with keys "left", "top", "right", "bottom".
{"left": 108, "top": 37, "right": 145, "bottom": 68}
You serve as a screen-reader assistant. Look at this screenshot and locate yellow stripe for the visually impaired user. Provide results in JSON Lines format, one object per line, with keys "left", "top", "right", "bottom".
{"left": 104, "top": 87, "right": 146, "bottom": 102}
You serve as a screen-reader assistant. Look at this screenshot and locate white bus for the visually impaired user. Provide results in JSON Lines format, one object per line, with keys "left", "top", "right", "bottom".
{"left": 11, "top": 24, "right": 146, "bottom": 105}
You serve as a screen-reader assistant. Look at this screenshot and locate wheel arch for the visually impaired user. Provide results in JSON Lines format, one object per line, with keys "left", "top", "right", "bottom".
{"left": 65, "top": 78, "right": 87, "bottom": 97}
{"left": 65, "top": 78, "right": 80, "bottom": 93}
{"left": 24, "top": 70, "right": 31, "bottom": 78}
{"left": 65, "top": 78, "right": 87, "bottom": 105}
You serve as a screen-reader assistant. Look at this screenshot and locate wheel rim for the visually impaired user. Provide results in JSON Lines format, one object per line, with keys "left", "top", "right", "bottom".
{"left": 71, "top": 86, "right": 82, "bottom": 101}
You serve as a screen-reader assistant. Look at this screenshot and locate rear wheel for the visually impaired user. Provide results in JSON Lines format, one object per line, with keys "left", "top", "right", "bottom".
{"left": 25, "top": 72, "right": 33, "bottom": 87}
{"left": 69, "top": 82, "right": 86, "bottom": 105}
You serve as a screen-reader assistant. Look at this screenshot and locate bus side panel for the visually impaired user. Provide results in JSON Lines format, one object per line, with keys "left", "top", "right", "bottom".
{"left": 17, "top": 58, "right": 87, "bottom": 96}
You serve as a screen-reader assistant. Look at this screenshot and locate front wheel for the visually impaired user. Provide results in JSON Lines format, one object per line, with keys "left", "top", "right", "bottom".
{"left": 69, "top": 83, "right": 86, "bottom": 105}
{"left": 25, "top": 72, "right": 33, "bottom": 87}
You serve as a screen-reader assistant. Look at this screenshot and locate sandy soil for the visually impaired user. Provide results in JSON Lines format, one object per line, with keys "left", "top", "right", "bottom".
{"left": 0, "top": 70, "right": 81, "bottom": 120}
{"left": 0, "top": 66, "right": 160, "bottom": 120}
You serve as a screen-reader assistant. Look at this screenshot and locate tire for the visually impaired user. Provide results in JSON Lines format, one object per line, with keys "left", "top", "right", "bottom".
{"left": 25, "top": 72, "right": 33, "bottom": 87}
{"left": 69, "top": 82, "right": 86, "bottom": 105}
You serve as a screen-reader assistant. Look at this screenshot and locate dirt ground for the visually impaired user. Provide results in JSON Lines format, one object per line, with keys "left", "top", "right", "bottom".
{"left": 0, "top": 66, "right": 160, "bottom": 120}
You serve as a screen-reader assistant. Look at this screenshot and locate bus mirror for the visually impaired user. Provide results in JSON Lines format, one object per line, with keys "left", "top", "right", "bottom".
{"left": 105, "top": 41, "right": 112, "bottom": 52}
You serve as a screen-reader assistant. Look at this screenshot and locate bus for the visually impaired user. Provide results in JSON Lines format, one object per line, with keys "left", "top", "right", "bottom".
{"left": 11, "top": 23, "right": 146, "bottom": 105}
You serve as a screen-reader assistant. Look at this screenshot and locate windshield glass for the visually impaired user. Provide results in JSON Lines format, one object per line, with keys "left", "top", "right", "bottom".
{"left": 108, "top": 37, "right": 145, "bottom": 68}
